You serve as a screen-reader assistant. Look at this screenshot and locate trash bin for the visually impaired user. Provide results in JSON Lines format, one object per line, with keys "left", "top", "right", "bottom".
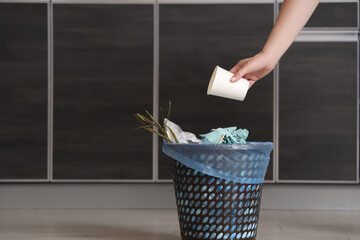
{"left": 162, "top": 141, "right": 273, "bottom": 240}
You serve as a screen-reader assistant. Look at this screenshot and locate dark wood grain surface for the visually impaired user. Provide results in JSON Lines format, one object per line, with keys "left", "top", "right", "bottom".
{"left": 158, "top": 4, "right": 274, "bottom": 181}
{"left": 279, "top": 42, "right": 357, "bottom": 181}
{"left": 303, "top": 2, "right": 357, "bottom": 28}
{"left": 53, "top": 4, "right": 153, "bottom": 179}
{"left": 0, "top": 3, "right": 48, "bottom": 179}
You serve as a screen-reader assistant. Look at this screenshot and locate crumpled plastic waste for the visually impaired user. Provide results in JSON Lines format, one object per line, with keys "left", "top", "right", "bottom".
{"left": 199, "top": 126, "right": 249, "bottom": 144}
{"left": 164, "top": 118, "right": 201, "bottom": 144}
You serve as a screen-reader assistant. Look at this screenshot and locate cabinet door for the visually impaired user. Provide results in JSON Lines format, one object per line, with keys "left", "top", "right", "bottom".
{"left": 279, "top": 2, "right": 358, "bottom": 28}
{"left": 279, "top": 42, "right": 357, "bottom": 181}
{"left": 53, "top": 4, "right": 153, "bottom": 180}
{"left": 0, "top": 3, "right": 48, "bottom": 180}
{"left": 305, "top": 2, "right": 358, "bottom": 28}
{"left": 158, "top": 4, "right": 274, "bottom": 181}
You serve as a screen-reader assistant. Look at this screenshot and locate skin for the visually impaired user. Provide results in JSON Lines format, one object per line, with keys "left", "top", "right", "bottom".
{"left": 229, "top": 0, "right": 320, "bottom": 88}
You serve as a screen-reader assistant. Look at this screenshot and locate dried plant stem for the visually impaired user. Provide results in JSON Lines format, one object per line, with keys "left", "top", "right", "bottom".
{"left": 165, "top": 124, "right": 179, "bottom": 143}
{"left": 141, "top": 126, "right": 170, "bottom": 141}
{"left": 167, "top": 100, "right": 171, "bottom": 120}
{"left": 133, "top": 100, "right": 174, "bottom": 143}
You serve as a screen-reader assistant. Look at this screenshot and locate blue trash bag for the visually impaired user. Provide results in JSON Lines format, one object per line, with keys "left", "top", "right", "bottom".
{"left": 162, "top": 140, "right": 274, "bottom": 184}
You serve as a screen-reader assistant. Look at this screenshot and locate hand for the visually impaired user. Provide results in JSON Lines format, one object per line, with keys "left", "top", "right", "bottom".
{"left": 229, "top": 51, "right": 276, "bottom": 88}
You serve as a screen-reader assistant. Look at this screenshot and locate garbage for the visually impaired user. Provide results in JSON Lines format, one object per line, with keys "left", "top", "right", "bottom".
{"left": 133, "top": 100, "right": 249, "bottom": 145}
{"left": 164, "top": 118, "right": 201, "bottom": 144}
{"left": 133, "top": 100, "right": 273, "bottom": 183}
{"left": 200, "top": 126, "right": 249, "bottom": 144}
{"left": 133, "top": 100, "right": 175, "bottom": 143}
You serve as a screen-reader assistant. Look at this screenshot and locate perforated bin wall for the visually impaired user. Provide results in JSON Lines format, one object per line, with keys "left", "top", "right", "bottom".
{"left": 171, "top": 158, "right": 262, "bottom": 240}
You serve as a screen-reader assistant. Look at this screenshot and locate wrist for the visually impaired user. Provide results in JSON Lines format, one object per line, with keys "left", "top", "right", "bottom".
{"left": 258, "top": 50, "right": 278, "bottom": 71}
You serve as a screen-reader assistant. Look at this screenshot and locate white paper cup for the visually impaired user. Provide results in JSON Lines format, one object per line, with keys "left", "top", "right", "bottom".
{"left": 207, "top": 65, "right": 249, "bottom": 101}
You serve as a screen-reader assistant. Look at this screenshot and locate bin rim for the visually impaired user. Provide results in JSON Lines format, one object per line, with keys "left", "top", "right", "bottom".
{"left": 162, "top": 140, "right": 274, "bottom": 152}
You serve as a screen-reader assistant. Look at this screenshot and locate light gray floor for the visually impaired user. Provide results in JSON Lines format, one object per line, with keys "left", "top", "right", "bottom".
{"left": 0, "top": 209, "right": 359, "bottom": 240}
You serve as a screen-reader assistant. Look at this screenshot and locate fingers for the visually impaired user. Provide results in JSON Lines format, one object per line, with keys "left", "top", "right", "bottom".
{"left": 229, "top": 66, "right": 239, "bottom": 74}
{"left": 229, "top": 59, "right": 248, "bottom": 74}
{"left": 230, "top": 62, "right": 249, "bottom": 82}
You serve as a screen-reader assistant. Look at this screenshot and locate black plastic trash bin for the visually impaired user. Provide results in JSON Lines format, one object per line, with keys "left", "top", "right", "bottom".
{"left": 163, "top": 141, "right": 273, "bottom": 240}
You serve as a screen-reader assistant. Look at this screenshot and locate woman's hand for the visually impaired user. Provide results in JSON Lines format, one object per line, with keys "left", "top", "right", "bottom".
{"left": 229, "top": 0, "right": 319, "bottom": 89}
{"left": 229, "top": 51, "right": 276, "bottom": 88}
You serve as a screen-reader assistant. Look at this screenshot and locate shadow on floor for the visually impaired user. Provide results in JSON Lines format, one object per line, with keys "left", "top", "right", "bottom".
{"left": 5, "top": 221, "right": 181, "bottom": 240}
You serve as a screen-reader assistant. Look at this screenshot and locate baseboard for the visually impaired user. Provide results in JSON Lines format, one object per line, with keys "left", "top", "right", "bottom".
{"left": 0, "top": 183, "right": 359, "bottom": 210}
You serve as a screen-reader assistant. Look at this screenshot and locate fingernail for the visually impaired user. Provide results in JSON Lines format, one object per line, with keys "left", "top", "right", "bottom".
{"left": 231, "top": 77, "right": 236, "bottom": 82}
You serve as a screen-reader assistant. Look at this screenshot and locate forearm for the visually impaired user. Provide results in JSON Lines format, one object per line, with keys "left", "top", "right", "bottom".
{"left": 262, "top": 0, "right": 320, "bottom": 66}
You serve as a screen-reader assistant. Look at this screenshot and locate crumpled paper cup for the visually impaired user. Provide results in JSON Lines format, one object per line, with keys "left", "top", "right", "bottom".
{"left": 207, "top": 65, "right": 249, "bottom": 101}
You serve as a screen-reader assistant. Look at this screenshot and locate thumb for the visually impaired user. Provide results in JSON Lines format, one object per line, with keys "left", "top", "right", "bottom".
{"left": 230, "top": 63, "right": 249, "bottom": 82}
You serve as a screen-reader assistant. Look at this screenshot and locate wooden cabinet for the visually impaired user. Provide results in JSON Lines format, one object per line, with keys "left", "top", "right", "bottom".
{"left": 279, "top": 42, "right": 358, "bottom": 181}
{"left": 305, "top": 2, "right": 358, "bottom": 28}
{"left": 279, "top": 2, "right": 358, "bottom": 28}
{"left": 0, "top": 3, "right": 48, "bottom": 180}
{"left": 53, "top": 4, "right": 154, "bottom": 179}
{"left": 1, "top": 1, "right": 358, "bottom": 183}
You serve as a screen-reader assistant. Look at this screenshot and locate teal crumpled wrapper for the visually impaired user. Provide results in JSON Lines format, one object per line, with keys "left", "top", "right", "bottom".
{"left": 199, "top": 126, "right": 249, "bottom": 144}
